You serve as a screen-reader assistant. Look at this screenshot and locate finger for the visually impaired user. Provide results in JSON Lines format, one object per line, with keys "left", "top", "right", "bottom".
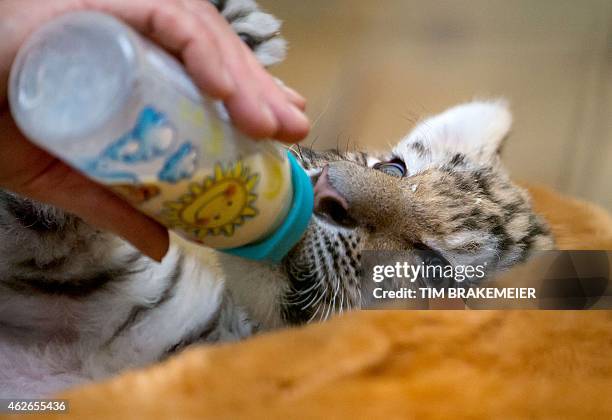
{"left": 141, "top": 1, "right": 235, "bottom": 98}
{"left": 3, "top": 0, "right": 234, "bottom": 99}
{"left": 19, "top": 159, "right": 170, "bottom": 261}
{"left": 0, "top": 112, "right": 170, "bottom": 261}
{"left": 182, "top": 0, "right": 309, "bottom": 141}
{"left": 274, "top": 78, "right": 307, "bottom": 111}
{"left": 282, "top": 85, "right": 307, "bottom": 111}
{"left": 87, "top": 0, "right": 236, "bottom": 98}
{"left": 86, "top": 0, "right": 279, "bottom": 136}
{"left": 92, "top": 0, "right": 307, "bottom": 140}
{"left": 180, "top": 0, "right": 280, "bottom": 138}
{"left": 270, "top": 102, "right": 310, "bottom": 143}
{"left": 238, "top": 42, "right": 310, "bottom": 142}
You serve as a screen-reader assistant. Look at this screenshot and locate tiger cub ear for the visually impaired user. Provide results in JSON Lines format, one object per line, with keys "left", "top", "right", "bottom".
{"left": 393, "top": 100, "right": 512, "bottom": 175}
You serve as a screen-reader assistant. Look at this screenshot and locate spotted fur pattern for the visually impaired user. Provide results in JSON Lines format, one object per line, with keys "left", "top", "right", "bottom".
{"left": 0, "top": 1, "right": 553, "bottom": 398}
{"left": 0, "top": 0, "right": 285, "bottom": 398}
{"left": 282, "top": 101, "right": 554, "bottom": 323}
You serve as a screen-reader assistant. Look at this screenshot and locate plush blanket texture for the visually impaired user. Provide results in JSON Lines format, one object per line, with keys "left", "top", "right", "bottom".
{"left": 7, "top": 185, "right": 612, "bottom": 420}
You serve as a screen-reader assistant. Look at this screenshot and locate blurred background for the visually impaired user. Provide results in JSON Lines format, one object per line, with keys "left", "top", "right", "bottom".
{"left": 260, "top": 0, "right": 612, "bottom": 211}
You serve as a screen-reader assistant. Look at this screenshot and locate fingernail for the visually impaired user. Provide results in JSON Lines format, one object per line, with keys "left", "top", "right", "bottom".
{"left": 288, "top": 103, "right": 309, "bottom": 126}
{"left": 141, "top": 228, "right": 169, "bottom": 262}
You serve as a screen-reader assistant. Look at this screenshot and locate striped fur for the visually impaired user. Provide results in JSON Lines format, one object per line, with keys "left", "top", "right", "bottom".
{"left": 0, "top": 1, "right": 553, "bottom": 398}
{"left": 0, "top": 0, "right": 282, "bottom": 398}
{"left": 282, "top": 101, "right": 554, "bottom": 323}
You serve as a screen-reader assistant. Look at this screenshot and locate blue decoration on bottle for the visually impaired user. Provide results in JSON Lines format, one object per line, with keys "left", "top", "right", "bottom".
{"left": 105, "top": 106, "right": 176, "bottom": 163}
{"left": 158, "top": 142, "right": 197, "bottom": 183}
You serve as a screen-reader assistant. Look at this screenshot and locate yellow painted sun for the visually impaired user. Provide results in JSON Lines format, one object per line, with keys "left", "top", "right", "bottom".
{"left": 163, "top": 161, "right": 258, "bottom": 238}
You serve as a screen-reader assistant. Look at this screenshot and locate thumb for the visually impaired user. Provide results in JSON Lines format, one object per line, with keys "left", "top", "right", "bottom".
{"left": 0, "top": 111, "right": 169, "bottom": 261}
{"left": 20, "top": 159, "right": 171, "bottom": 261}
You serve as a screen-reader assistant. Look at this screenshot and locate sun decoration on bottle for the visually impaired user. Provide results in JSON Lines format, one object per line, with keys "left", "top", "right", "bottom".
{"left": 163, "top": 161, "right": 259, "bottom": 238}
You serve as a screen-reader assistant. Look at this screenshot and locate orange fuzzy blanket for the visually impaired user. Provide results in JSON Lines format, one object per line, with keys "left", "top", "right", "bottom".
{"left": 11, "top": 185, "right": 612, "bottom": 419}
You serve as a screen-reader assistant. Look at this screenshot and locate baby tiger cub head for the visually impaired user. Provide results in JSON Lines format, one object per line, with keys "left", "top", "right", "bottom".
{"left": 280, "top": 100, "right": 554, "bottom": 323}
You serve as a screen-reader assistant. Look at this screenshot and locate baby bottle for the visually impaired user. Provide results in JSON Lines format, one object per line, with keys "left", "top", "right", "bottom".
{"left": 8, "top": 11, "right": 313, "bottom": 263}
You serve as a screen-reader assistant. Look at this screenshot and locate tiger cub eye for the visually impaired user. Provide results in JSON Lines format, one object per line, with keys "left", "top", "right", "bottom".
{"left": 373, "top": 161, "right": 407, "bottom": 178}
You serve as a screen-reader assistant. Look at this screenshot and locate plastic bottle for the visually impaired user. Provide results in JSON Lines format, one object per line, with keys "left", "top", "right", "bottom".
{"left": 8, "top": 11, "right": 313, "bottom": 263}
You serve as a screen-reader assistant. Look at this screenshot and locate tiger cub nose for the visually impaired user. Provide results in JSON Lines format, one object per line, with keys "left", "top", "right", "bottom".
{"left": 313, "top": 166, "right": 355, "bottom": 227}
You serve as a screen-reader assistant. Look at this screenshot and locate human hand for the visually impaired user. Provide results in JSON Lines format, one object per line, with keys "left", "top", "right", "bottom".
{"left": 0, "top": 0, "right": 310, "bottom": 261}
